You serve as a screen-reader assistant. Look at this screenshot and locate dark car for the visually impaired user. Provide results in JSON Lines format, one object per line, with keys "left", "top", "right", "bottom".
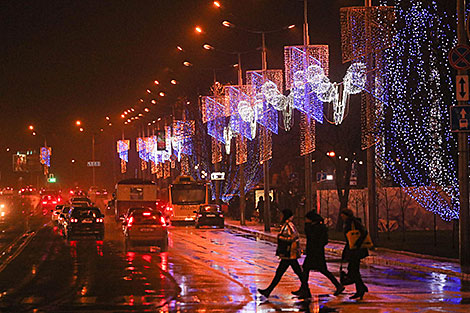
{"left": 63, "top": 206, "right": 104, "bottom": 240}
{"left": 194, "top": 204, "right": 224, "bottom": 229}
{"left": 122, "top": 208, "right": 168, "bottom": 252}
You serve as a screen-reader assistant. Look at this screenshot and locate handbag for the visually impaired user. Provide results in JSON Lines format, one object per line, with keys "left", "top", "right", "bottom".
{"left": 276, "top": 237, "right": 291, "bottom": 257}
{"left": 339, "top": 263, "right": 355, "bottom": 286}
{"left": 346, "top": 221, "right": 373, "bottom": 249}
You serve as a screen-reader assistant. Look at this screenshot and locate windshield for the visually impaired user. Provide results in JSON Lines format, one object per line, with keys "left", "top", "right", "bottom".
{"left": 171, "top": 184, "right": 206, "bottom": 205}
{"left": 200, "top": 205, "right": 220, "bottom": 213}
{"left": 71, "top": 208, "right": 101, "bottom": 218}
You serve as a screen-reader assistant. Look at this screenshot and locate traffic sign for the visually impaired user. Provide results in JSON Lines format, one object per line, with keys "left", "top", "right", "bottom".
{"left": 87, "top": 161, "right": 101, "bottom": 167}
{"left": 449, "top": 45, "right": 470, "bottom": 70}
{"left": 457, "top": 75, "right": 470, "bottom": 101}
{"left": 450, "top": 105, "right": 470, "bottom": 132}
{"left": 211, "top": 172, "right": 225, "bottom": 181}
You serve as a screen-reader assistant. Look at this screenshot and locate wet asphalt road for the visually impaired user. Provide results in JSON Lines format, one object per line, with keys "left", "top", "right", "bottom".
{"left": 0, "top": 198, "right": 470, "bottom": 312}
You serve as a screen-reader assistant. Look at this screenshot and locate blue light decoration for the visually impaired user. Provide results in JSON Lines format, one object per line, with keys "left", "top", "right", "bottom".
{"left": 224, "top": 85, "right": 255, "bottom": 140}
{"left": 40, "top": 147, "right": 51, "bottom": 167}
{"left": 117, "top": 140, "right": 130, "bottom": 173}
{"left": 376, "top": 0, "right": 459, "bottom": 220}
{"left": 246, "top": 70, "right": 284, "bottom": 134}
{"left": 201, "top": 96, "right": 228, "bottom": 144}
{"left": 284, "top": 45, "right": 329, "bottom": 123}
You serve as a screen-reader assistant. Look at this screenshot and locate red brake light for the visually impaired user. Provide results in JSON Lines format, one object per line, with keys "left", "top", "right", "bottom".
{"left": 198, "top": 214, "right": 202, "bottom": 217}
{"left": 160, "top": 216, "right": 167, "bottom": 226}
{"left": 42, "top": 201, "right": 47, "bottom": 204}
{"left": 96, "top": 218, "right": 103, "bottom": 223}
{"left": 219, "top": 214, "right": 223, "bottom": 217}
{"left": 71, "top": 218, "right": 78, "bottom": 223}
{"left": 52, "top": 201, "right": 57, "bottom": 204}
{"left": 143, "top": 212, "right": 151, "bottom": 216}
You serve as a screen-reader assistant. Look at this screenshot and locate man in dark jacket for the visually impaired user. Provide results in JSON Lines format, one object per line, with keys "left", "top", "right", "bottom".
{"left": 292, "top": 210, "right": 344, "bottom": 298}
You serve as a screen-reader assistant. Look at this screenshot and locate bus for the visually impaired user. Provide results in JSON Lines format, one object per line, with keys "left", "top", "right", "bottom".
{"left": 169, "top": 176, "right": 209, "bottom": 224}
{"left": 112, "top": 179, "right": 159, "bottom": 222}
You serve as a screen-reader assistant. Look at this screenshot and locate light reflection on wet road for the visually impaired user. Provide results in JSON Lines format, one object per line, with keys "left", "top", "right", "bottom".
{"left": 0, "top": 198, "right": 469, "bottom": 312}
{"left": 166, "top": 226, "right": 470, "bottom": 312}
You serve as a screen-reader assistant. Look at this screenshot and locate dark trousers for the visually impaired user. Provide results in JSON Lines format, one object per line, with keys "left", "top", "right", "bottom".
{"left": 266, "top": 259, "right": 303, "bottom": 292}
{"left": 348, "top": 259, "right": 367, "bottom": 292}
{"left": 300, "top": 265, "right": 341, "bottom": 291}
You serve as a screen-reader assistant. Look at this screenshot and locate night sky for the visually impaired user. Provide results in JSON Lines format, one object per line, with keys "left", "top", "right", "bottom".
{"left": 0, "top": 0, "right": 364, "bottom": 188}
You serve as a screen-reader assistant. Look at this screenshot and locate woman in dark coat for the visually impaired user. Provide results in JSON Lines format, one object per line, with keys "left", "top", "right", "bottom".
{"left": 292, "top": 211, "right": 344, "bottom": 298}
{"left": 340, "top": 208, "right": 369, "bottom": 299}
{"left": 258, "top": 209, "right": 303, "bottom": 298}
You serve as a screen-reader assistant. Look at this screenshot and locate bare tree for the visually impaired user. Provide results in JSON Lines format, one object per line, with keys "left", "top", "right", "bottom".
{"left": 397, "top": 188, "right": 413, "bottom": 242}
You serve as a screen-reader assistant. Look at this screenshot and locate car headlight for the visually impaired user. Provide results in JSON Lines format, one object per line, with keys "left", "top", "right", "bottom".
{"left": 0, "top": 204, "right": 4, "bottom": 209}
{"left": 0, "top": 212, "right": 4, "bottom": 217}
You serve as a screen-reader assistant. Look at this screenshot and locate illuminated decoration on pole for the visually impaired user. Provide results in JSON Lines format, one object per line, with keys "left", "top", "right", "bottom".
{"left": 172, "top": 120, "right": 195, "bottom": 161}
{"left": 340, "top": 5, "right": 395, "bottom": 148}
{"left": 136, "top": 137, "right": 148, "bottom": 170}
{"left": 259, "top": 126, "right": 272, "bottom": 163}
{"left": 236, "top": 134, "right": 247, "bottom": 165}
{"left": 211, "top": 138, "right": 222, "bottom": 164}
{"left": 246, "top": 69, "right": 284, "bottom": 134}
{"left": 225, "top": 85, "right": 256, "bottom": 141}
{"left": 370, "top": 1, "right": 458, "bottom": 220}
{"left": 300, "top": 114, "right": 315, "bottom": 156}
{"left": 181, "top": 154, "right": 190, "bottom": 176}
{"left": 284, "top": 45, "right": 329, "bottom": 123}
{"left": 117, "top": 140, "right": 130, "bottom": 173}
{"left": 40, "top": 146, "right": 52, "bottom": 176}
{"left": 201, "top": 96, "right": 228, "bottom": 144}
{"left": 164, "top": 161, "right": 171, "bottom": 178}
{"left": 156, "top": 162, "right": 163, "bottom": 178}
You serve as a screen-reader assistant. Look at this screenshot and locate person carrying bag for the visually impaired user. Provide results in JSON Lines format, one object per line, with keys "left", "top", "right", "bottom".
{"left": 258, "top": 209, "right": 302, "bottom": 298}
{"left": 340, "top": 208, "right": 370, "bottom": 300}
{"left": 292, "top": 210, "right": 345, "bottom": 299}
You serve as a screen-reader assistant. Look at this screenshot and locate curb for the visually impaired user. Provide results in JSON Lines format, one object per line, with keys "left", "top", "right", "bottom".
{"left": 225, "top": 222, "right": 470, "bottom": 281}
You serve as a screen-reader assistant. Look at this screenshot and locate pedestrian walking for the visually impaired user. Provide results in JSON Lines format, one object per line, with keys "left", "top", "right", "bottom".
{"left": 292, "top": 211, "right": 344, "bottom": 299}
{"left": 340, "top": 208, "right": 369, "bottom": 300}
{"left": 256, "top": 196, "right": 264, "bottom": 223}
{"left": 258, "top": 209, "right": 303, "bottom": 298}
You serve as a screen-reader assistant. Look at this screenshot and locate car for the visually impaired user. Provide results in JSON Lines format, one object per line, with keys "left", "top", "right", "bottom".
{"left": 0, "top": 187, "right": 14, "bottom": 196}
{"left": 70, "top": 197, "right": 93, "bottom": 207}
{"left": 122, "top": 207, "right": 168, "bottom": 252}
{"left": 51, "top": 204, "right": 64, "bottom": 223}
{"left": 41, "top": 195, "right": 61, "bottom": 208}
{"left": 57, "top": 206, "right": 71, "bottom": 229}
{"left": 194, "top": 204, "right": 224, "bottom": 229}
{"left": 63, "top": 206, "right": 104, "bottom": 240}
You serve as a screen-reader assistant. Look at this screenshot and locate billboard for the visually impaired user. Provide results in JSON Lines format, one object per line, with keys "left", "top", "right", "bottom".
{"left": 13, "top": 154, "right": 27, "bottom": 172}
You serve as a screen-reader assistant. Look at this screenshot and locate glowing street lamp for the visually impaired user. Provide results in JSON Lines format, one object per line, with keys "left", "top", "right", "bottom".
{"left": 203, "top": 44, "right": 214, "bottom": 50}
{"left": 183, "top": 61, "right": 192, "bottom": 67}
{"left": 154, "top": 80, "right": 160, "bottom": 85}
{"left": 28, "top": 125, "right": 34, "bottom": 131}
{"left": 75, "top": 120, "right": 81, "bottom": 126}
{"left": 176, "top": 45, "right": 184, "bottom": 51}
{"left": 213, "top": 1, "right": 221, "bottom": 8}
{"left": 195, "top": 26, "right": 203, "bottom": 33}
{"left": 159, "top": 92, "right": 165, "bottom": 97}
{"left": 170, "top": 79, "right": 177, "bottom": 85}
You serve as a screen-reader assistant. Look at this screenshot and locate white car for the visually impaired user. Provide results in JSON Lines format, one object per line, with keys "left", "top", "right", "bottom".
{"left": 51, "top": 204, "right": 64, "bottom": 223}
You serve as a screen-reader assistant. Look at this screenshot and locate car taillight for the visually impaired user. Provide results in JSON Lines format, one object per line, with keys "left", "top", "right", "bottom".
{"left": 197, "top": 214, "right": 202, "bottom": 217}
{"left": 160, "top": 216, "right": 167, "bottom": 226}
{"left": 52, "top": 201, "right": 57, "bottom": 204}
{"left": 219, "top": 214, "right": 223, "bottom": 217}
{"left": 143, "top": 212, "right": 151, "bottom": 216}
{"left": 70, "top": 218, "right": 78, "bottom": 223}
{"left": 96, "top": 218, "right": 103, "bottom": 223}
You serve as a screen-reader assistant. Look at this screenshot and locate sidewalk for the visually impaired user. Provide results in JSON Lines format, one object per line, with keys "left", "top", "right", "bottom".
{"left": 224, "top": 218, "right": 470, "bottom": 281}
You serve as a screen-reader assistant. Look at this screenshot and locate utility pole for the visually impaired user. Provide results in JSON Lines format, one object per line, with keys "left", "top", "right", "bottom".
{"left": 262, "top": 32, "right": 271, "bottom": 232}
{"left": 303, "top": 0, "right": 313, "bottom": 218}
{"left": 92, "top": 133, "right": 96, "bottom": 186}
{"left": 457, "top": 0, "right": 470, "bottom": 273}
{"left": 365, "top": 0, "right": 378, "bottom": 243}
{"left": 237, "top": 52, "right": 247, "bottom": 226}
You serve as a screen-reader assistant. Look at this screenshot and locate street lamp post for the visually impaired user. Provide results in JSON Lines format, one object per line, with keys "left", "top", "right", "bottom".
{"left": 222, "top": 20, "right": 295, "bottom": 232}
